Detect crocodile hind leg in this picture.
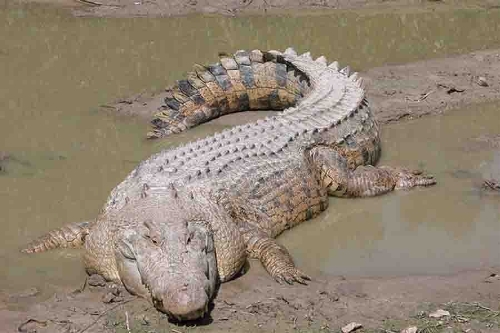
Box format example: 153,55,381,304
243,229,310,284
309,145,436,197
21,221,91,253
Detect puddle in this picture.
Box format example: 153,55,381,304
1,3,500,301
281,102,500,278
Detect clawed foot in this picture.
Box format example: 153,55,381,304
393,168,436,189
272,266,311,285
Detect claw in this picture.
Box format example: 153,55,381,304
295,276,308,285
273,268,311,285
395,168,436,189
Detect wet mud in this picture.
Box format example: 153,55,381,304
1,1,500,332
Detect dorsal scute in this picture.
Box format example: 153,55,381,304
143,48,366,186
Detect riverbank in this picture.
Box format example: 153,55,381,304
2,1,500,332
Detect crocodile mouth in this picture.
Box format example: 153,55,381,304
160,301,209,322
145,274,211,321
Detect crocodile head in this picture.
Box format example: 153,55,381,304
114,209,218,321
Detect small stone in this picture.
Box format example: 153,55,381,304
401,326,418,333
318,290,339,302
109,286,121,296
102,292,116,303
484,273,500,283
477,76,489,87
88,274,107,287
429,309,450,318
342,322,363,333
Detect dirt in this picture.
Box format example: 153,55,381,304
3,1,500,332
106,48,500,128
5,266,500,333
19,0,500,18
0,152,9,173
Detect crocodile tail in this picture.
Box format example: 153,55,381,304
147,48,310,139
21,221,91,254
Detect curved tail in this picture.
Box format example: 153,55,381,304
21,221,91,254
147,48,309,139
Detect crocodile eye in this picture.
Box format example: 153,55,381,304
145,234,160,245
143,220,160,245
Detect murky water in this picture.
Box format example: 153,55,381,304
281,102,500,278
1,3,500,300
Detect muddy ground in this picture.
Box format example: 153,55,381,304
17,0,500,18
3,1,500,333
107,48,500,127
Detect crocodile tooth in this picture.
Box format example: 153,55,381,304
328,61,339,70
283,47,297,57
340,66,351,76
350,72,359,81
315,56,327,66
299,52,312,60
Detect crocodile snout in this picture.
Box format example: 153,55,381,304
153,283,210,321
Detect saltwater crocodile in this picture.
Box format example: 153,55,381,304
23,48,435,321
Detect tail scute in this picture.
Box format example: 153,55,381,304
148,48,310,139
21,221,91,254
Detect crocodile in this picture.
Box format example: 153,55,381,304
22,48,436,321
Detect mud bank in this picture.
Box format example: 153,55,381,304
2,1,500,332
107,48,500,131
3,48,500,333
16,0,500,18
4,266,500,333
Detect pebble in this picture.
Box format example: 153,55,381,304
401,326,418,333
477,76,489,87
342,322,363,333
429,309,450,318
87,274,106,287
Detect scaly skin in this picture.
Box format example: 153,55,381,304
22,48,436,321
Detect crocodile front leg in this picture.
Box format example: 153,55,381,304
310,145,436,197
244,230,310,284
